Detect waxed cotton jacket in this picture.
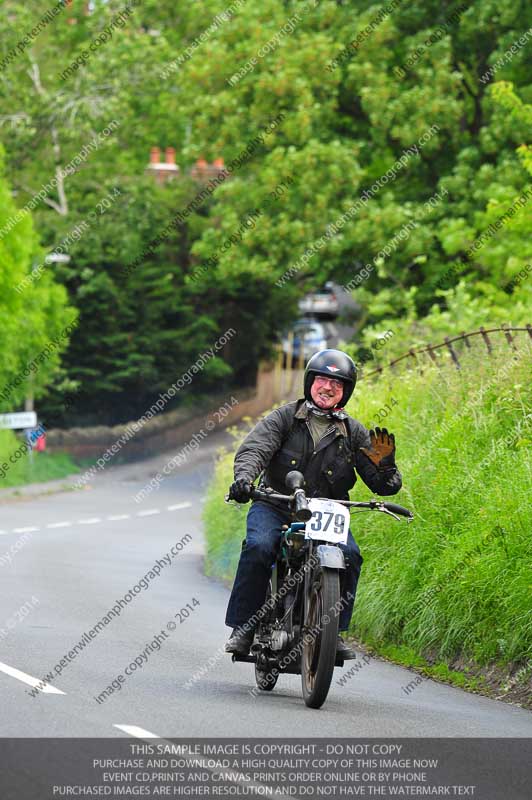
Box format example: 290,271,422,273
234,399,402,506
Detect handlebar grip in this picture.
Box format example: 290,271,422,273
293,489,312,522
383,502,413,519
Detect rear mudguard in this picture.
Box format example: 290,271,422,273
315,544,345,569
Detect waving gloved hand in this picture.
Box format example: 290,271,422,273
360,427,396,470
228,477,253,503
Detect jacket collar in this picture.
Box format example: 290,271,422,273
294,398,349,440
294,398,348,420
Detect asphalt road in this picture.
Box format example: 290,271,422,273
1,430,531,739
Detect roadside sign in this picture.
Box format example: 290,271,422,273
45,254,71,264
0,412,38,429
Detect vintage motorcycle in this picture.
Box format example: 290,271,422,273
227,471,413,708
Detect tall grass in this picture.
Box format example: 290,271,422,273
0,429,78,489
204,338,532,669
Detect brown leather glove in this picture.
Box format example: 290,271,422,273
360,427,396,470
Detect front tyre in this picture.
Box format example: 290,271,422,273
301,567,340,709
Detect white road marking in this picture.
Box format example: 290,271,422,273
114,724,160,739
12,504,191,536
0,661,65,694
13,526,39,533
113,725,281,797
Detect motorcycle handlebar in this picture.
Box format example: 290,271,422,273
381,501,413,519
245,488,413,521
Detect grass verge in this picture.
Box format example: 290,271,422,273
0,429,79,489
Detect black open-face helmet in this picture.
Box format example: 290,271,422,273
304,349,357,408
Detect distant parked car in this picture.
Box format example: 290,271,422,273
298,282,339,319
282,318,328,366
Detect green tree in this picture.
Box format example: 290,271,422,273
1,0,530,424
0,142,73,412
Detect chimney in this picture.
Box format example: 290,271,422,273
191,158,208,180
190,156,230,182
146,146,179,183
66,0,76,24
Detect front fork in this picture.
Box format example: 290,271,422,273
303,540,315,632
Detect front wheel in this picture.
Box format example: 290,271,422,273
301,567,340,709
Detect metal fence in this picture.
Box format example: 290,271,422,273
362,324,532,379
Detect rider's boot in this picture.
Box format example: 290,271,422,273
225,626,255,655
336,635,357,660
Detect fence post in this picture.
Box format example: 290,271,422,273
273,346,283,401
426,344,438,365
479,326,492,354
407,348,419,373
292,343,305,397
444,336,461,369
501,323,515,350
527,324,532,342
462,332,471,349
283,331,294,397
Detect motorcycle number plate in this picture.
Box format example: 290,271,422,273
305,499,349,544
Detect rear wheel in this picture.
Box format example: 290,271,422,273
301,567,339,709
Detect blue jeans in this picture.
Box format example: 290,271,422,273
225,501,363,632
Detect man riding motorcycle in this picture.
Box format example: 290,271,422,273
225,349,402,659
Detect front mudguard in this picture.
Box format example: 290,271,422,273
315,544,345,570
